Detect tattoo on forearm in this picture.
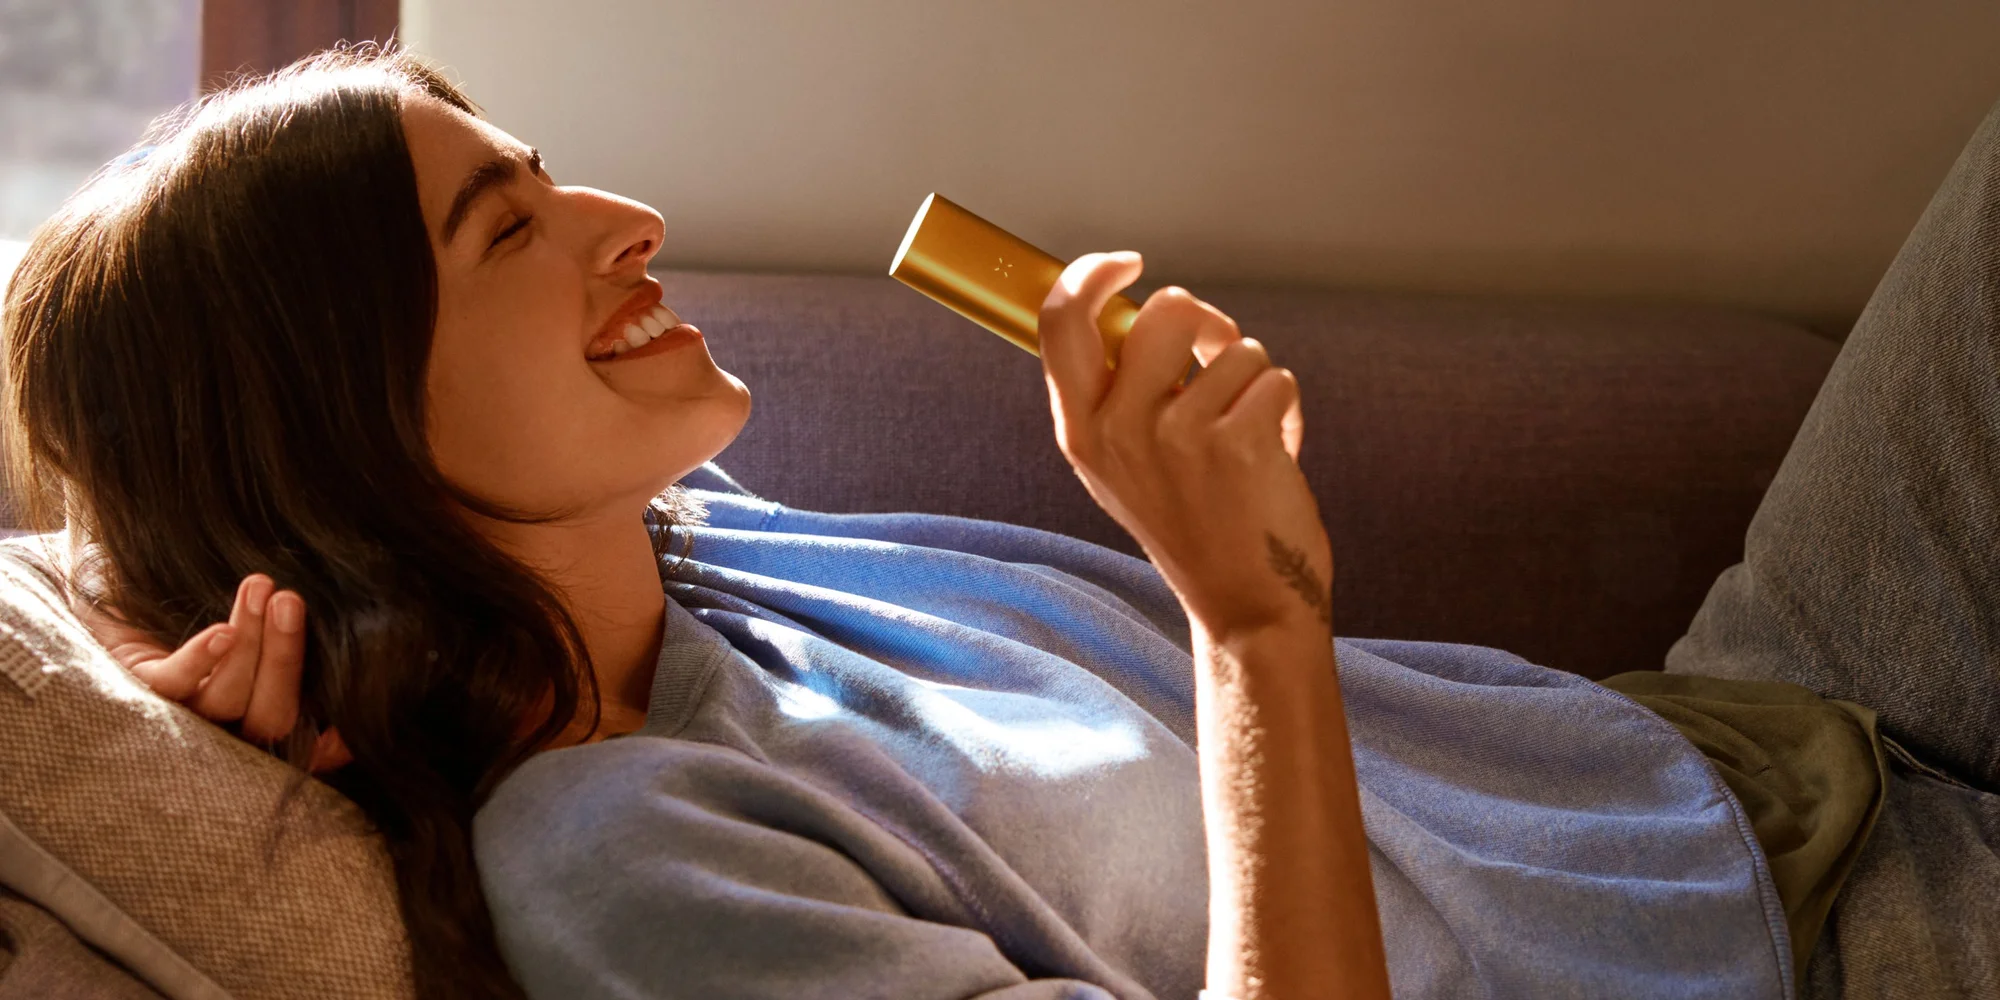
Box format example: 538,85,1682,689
1265,532,1333,628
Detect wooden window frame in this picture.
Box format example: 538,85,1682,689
200,0,400,93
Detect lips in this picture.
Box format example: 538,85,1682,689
590,302,688,360
585,280,688,361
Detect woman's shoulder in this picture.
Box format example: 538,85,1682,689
476,736,753,850
469,734,978,1000
472,732,875,882
470,731,1115,1000
472,738,782,919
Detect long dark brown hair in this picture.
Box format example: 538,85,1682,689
0,44,705,999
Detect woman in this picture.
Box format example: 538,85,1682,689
3,44,1987,1000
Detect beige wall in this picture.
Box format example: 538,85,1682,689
0,241,22,294
404,1,2000,335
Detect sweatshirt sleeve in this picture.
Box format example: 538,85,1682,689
472,739,1123,1000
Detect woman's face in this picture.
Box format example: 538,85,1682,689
401,96,751,525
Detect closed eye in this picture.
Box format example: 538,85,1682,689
490,214,532,248
483,149,545,251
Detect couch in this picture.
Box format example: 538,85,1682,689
677,269,1836,679
0,265,1839,997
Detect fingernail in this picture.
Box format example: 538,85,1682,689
245,576,273,615
271,593,303,634
207,628,238,656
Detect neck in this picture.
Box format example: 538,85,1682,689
477,503,666,744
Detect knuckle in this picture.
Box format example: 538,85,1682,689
1195,340,1265,384
1231,337,1269,362
1191,296,1236,326
1142,287,1200,322
1198,342,1255,380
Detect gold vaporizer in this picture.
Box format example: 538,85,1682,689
889,193,1138,369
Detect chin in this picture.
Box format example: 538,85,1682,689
711,372,753,433
661,394,753,487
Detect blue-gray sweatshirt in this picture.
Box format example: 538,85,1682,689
470,464,1791,1000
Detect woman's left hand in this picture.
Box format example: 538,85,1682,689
76,574,352,773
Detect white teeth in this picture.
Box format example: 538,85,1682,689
589,301,687,360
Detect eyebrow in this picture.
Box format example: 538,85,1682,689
440,147,537,246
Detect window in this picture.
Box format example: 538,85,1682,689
0,0,201,240
0,0,400,241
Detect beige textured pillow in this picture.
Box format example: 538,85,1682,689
0,534,413,999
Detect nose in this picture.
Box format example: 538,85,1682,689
572,186,666,275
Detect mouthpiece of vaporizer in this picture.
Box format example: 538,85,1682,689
888,193,1139,369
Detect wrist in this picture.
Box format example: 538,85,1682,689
1191,615,1336,687
1188,593,1331,642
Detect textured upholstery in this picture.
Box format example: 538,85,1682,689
0,888,165,999
662,269,1838,679
0,538,411,1000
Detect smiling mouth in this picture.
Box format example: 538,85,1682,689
592,322,703,363
586,301,686,361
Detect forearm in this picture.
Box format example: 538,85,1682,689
1193,616,1389,1000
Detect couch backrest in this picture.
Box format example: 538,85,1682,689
661,268,1838,679
0,249,1837,675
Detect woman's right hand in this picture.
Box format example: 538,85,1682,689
1039,251,1332,638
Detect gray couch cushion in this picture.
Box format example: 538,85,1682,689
661,269,1837,679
